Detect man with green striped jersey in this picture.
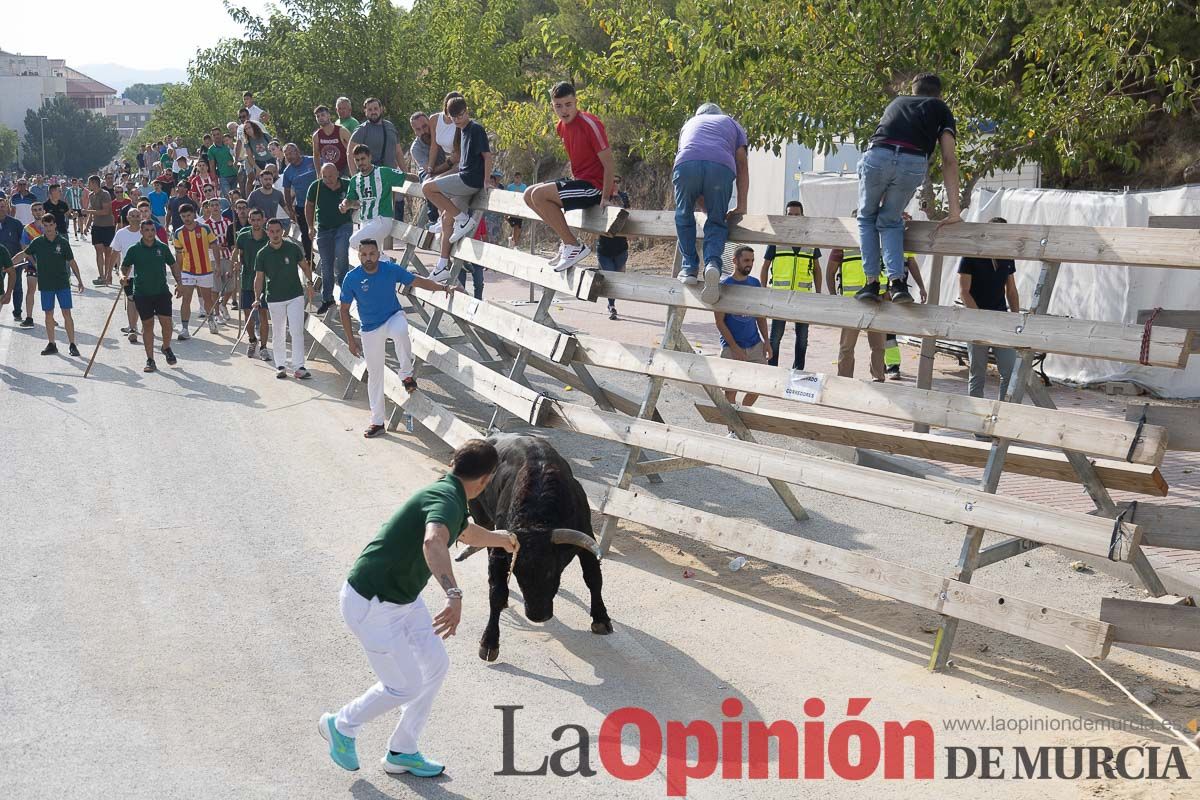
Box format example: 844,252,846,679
341,145,407,256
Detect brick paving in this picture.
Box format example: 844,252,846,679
447,264,1200,592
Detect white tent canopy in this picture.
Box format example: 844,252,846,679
795,174,1200,398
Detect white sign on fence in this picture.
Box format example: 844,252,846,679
785,370,826,404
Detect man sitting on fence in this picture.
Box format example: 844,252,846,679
421,96,491,281
714,246,771,410
958,216,1021,401
338,238,455,439
524,82,614,272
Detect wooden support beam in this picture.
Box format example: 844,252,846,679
409,285,575,363
1124,404,1200,451
589,483,1112,659
913,254,944,433
1099,598,1200,651
693,404,1168,496
592,272,1191,367
1125,504,1200,551
397,183,628,237
542,401,1142,560
572,334,1166,464
451,238,599,300
632,456,709,476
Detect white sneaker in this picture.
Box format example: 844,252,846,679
700,263,722,304
449,211,481,244
429,264,452,282
678,270,698,286
428,220,442,234
547,243,567,269
555,243,591,272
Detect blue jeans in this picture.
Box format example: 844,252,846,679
672,159,733,275
218,174,237,194
317,222,353,302
856,147,927,282
457,263,484,300
597,250,627,308
769,319,809,370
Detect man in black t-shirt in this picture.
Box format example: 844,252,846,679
43,184,71,232
421,97,491,281
596,176,630,319
857,72,962,305
958,216,1021,400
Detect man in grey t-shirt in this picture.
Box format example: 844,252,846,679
247,171,285,221
350,98,401,168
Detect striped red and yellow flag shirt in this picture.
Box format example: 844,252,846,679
172,224,217,275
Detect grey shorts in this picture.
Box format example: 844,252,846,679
427,173,480,212
720,341,767,364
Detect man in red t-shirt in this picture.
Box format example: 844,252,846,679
523,82,614,273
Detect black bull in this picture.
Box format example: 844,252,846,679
459,433,612,661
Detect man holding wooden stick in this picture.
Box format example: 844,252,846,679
121,219,181,373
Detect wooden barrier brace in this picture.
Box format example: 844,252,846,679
694,404,1168,496
1099,598,1200,651
1123,504,1200,551
591,272,1191,368
586,481,1112,659
1124,404,1200,452
571,334,1166,465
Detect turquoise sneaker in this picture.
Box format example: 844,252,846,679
381,751,445,777
318,713,359,771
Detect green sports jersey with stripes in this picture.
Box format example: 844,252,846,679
345,167,406,221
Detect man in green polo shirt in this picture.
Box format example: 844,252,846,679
320,439,517,776
209,129,239,194
18,214,84,356
305,163,354,314
233,208,271,359
252,218,313,379
121,219,182,372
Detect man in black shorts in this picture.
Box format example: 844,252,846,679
121,218,181,372
85,174,116,285
233,208,271,359
523,82,614,272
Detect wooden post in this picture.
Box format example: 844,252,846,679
912,254,944,433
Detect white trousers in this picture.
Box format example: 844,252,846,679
335,582,449,754
349,216,393,249
361,309,414,425
267,295,306,371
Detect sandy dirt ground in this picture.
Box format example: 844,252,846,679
1,240,1197,800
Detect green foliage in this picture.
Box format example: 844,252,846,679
22,96,121,176
121,83,172,104
0,125,18,170
145,0,1200,205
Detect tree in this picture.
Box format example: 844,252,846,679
0,125,17,170
21,96,121,176
122,83,172,105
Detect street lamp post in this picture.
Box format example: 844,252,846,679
39,117,47,174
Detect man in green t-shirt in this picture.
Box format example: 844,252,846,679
320,439,517,776
306,163,353,313
340,144,407,256
252,218,313,379
233,208,271,359
18,214,84,356
121,219,182,372
209,130,239,194
336,96,359,133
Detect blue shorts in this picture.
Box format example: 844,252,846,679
40,288,73,312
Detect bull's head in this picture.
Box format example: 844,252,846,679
511,528,600,623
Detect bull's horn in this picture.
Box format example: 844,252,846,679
455,545,485,562
550,528,602,558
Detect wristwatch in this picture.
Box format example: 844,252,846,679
446,587,463,600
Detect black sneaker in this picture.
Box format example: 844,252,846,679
402,376,418,393
854,281,882,302
120,326,134,334
40,343,58,355
67,343,81,357
13,310,22,321
316,300,334,315
162,347,178,366
143,358,157,373
276,367,288,379
889,279,913,304
20,317,33,328
91,277,105,286
128,332,138,344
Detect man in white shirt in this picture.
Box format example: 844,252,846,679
110,206,149,342
243,91,264,123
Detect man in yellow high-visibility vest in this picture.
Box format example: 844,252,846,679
757,201,821,370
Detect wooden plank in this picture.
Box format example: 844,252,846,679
306,316,480,448
1126,504,1200,550
388,219,435,250
571,334,1166,465
409,286,575,363
694,404,1168,496
1124,405,1200,451
1135,309,1200,328
1147,216,1200,230
1099,598,1200,651
631,456,708,476
592,272,1191,368
542,401,1142,560
590,483,1112,659
398,185,1200,270
407,327,549,426
452,237,598,301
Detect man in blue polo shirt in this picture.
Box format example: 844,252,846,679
714,245,771,408
281,143,317,260
338,239,455,438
